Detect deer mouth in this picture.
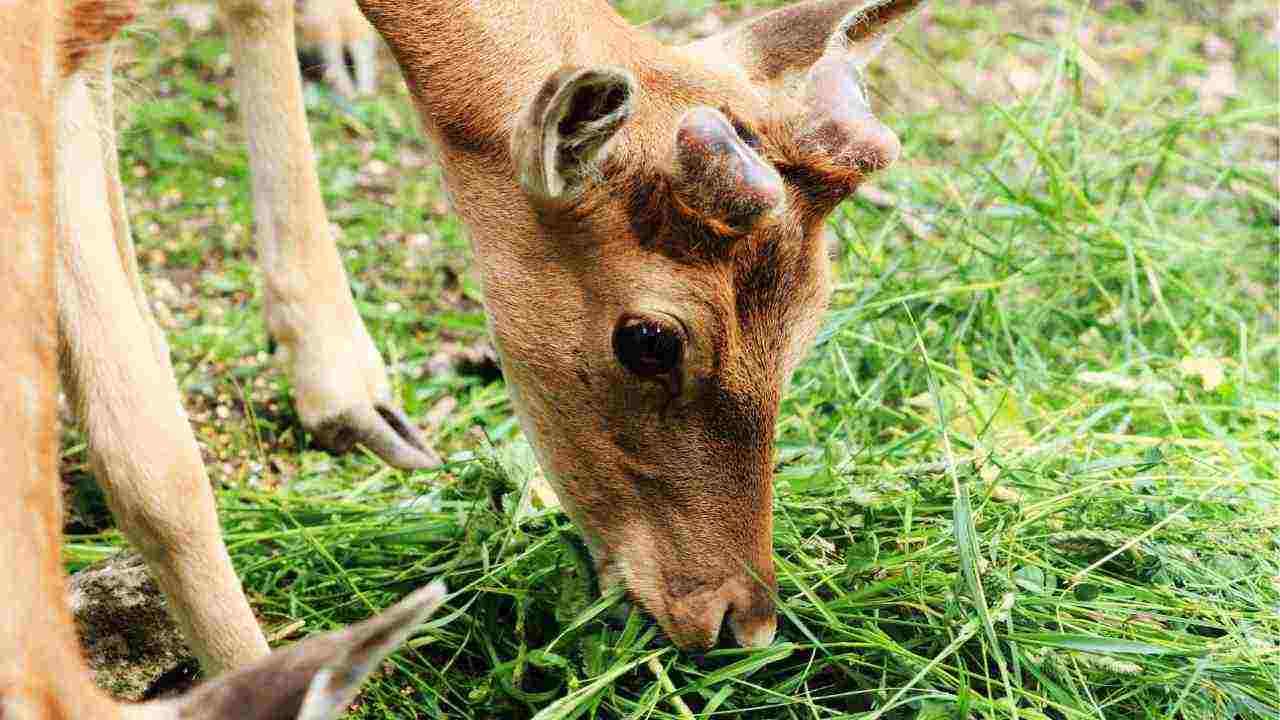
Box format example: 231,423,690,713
582,520,776,651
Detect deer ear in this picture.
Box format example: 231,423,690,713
689,0,925,90
136,582,446,720
513,66,636,200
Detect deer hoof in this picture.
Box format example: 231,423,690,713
311,403,442,470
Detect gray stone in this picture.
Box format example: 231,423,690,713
68,551,193,701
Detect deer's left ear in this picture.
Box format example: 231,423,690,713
688,0,925,91
141,582,447,720
513,66,637,200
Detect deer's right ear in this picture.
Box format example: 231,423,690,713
513,66,636,200
132,582,447,720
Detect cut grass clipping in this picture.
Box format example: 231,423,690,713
62,1,1277,719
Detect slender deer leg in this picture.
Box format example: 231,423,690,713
218,0,437,468
94,28,173,377
352,34,378,96
319,37,357,99
55,44,270,676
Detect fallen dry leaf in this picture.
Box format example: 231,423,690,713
980,459,1000,484
521,475,561,513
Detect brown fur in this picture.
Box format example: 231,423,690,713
61,0,137,75
2,2,116,717
356,0,925,648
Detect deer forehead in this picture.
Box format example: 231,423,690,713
604,128,832,317
569,174,831,383
504,58,838,386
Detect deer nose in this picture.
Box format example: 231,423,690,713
664,574,777,650
728,602,777,648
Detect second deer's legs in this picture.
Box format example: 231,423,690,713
218,0,437,467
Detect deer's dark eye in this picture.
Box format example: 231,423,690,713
613,316,684,378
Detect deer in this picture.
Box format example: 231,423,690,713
1,3,445,719
23,0,921,706
353,0,924,649
204,0,441,474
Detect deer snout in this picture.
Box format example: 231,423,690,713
663,573,777,650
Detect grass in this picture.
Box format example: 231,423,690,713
61,1,1278,718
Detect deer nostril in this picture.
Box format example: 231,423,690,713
725,581,778,649
727,608,777,648
660,575,777,651
661,584,731,651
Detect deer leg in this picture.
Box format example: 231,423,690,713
55,44,270,676
218,0,437,468
93,26,173,377
351,34,378,96
319,37,357,99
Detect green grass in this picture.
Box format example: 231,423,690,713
63,1,1278,718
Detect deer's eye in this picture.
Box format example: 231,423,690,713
613,315,684,378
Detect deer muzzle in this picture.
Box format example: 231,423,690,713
650,567,777,649
601,509,778,651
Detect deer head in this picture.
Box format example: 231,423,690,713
359,0,923,649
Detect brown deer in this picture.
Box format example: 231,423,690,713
27,0,920,707
1,3,445,719
354,0,923,649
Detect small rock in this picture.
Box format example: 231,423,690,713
68,552,193,701
406,232,433,252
